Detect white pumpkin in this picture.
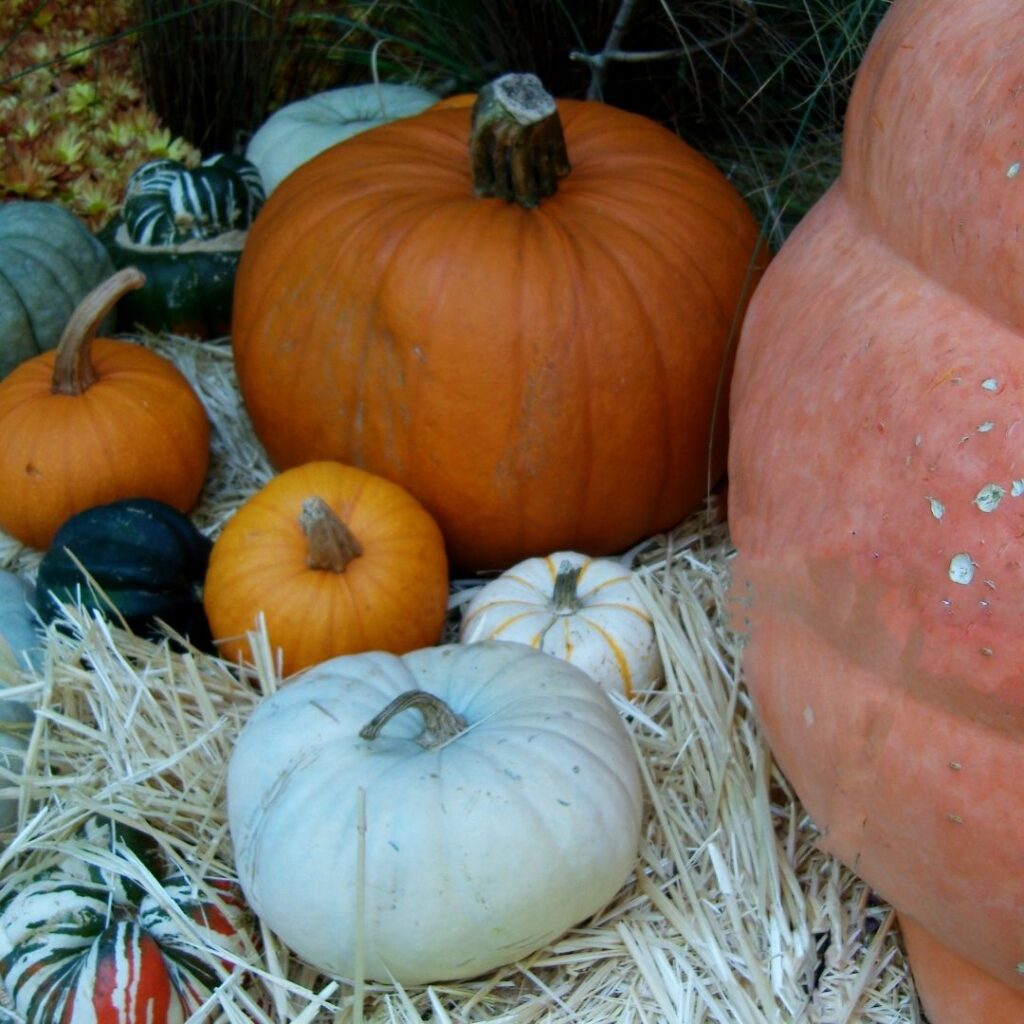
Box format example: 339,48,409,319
244,82,439,193
460,551,661,699
227,641,643,985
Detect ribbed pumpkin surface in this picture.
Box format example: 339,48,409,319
232,100,764,570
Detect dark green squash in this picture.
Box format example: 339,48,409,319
0,202,115,378
35,498,214,651
98,154,265,339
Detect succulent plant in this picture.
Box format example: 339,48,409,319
0,1,199,230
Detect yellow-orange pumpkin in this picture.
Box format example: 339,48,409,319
0,268,210,550
203,461,449,676
232,74,765,571
728,2,1024,1021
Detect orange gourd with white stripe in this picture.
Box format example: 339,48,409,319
459,551,660,698
0,819,245,1024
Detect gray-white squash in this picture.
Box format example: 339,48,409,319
0,202,115,378
0,571,39,830
228,641,643,985
0,570,42,673
244,82,438,193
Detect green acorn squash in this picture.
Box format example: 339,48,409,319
34,497,214,651
98,154,265,338
0,202,115,378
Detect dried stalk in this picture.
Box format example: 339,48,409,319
571,0,757,100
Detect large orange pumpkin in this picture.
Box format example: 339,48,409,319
232,74,765,571
0,268,210,550
727,2,1024,1022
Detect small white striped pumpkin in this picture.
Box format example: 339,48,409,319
0,819,244,1024
460,551,662,699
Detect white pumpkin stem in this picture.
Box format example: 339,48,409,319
551,560,584,613
359,690,468,749
51,267,146,396
470,73,571,209
300,497,362,572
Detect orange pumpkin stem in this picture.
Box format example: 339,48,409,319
51,267,146,396
551,560,584,613
358,690,468,749
300,496,363,572
470,73,571,208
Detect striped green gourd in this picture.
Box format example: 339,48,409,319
98,154,265,338
121,153,264,245
0,818,244,1024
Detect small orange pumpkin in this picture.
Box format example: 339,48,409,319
0,268,210,550
203,461,450,676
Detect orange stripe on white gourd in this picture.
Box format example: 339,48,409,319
460,550,661,699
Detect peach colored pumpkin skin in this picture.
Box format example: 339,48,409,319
727,2,1024,1022
231,99,764,571
203,461,449,676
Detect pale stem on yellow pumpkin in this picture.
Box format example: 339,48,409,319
51,266,146,396
299,497,362,572
551,560,584,613
470,73,571,209
359,690,468,750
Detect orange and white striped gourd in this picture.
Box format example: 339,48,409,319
460,551,660,698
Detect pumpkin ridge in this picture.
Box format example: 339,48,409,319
0,269,33,328
4,235,92,305
81,356,209,453
835,185,1023,344
576,615,636,696
463,716,639,830
80,383,206,511
559,211,674,523
0,265,56,363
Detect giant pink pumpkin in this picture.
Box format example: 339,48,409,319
727,1,1024,1021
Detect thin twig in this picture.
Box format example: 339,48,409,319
572,0,757,101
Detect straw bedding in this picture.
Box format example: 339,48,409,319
0,333,921,1023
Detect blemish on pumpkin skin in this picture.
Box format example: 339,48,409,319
948,554,975,585
974,484,1006,512
23,463,40,478
927,367,963,391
